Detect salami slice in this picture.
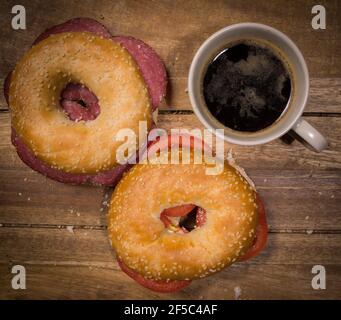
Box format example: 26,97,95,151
11,128,130,186
114,36,167,110
33,17,112,44
118,259,190,293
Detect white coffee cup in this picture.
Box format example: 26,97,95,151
188,23,328,152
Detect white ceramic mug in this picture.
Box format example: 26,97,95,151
188,23,328,152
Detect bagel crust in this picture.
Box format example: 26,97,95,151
108,150,258,281
10,32,152,173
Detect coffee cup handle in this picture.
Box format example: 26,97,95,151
292,118,328,152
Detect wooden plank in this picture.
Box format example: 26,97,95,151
158,114,341,170
1,112,340,170
2,77,340,112
0,264,340,300
0,112,340,229
1,228,341,265
307,78,341,114
0,168,340,230
1,0,340,78
0,0,340,109
0,228,340,299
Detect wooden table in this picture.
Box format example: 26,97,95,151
0,0,340,300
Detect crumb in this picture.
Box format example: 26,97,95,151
234,286,242,300
66,226,74,234
76,212,81,217
263,178,267,183
305,216,309,220
100,207,104,212
0,224,3,227
27,197,31,201
18,192,22,196
23,177,27,182
223,288,228,293
69,209,74,214
99,14,104,20
318,192,322,195
331,195,335,199
306,230,313,235
198,295,204,300
175,56,179,61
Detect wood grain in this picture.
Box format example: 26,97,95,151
0,0,340,109
0,112,340,230
2,77,341,112
1,0,340,77
0,228,340,299
1,112,340,171
0,0,340,300
0,227,340,265
1,264,340,300
158,114,341,170
0,167,340,231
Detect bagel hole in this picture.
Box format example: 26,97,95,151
162,205,206,233
179,207,198,232
60,83,100,121
76,99,87,108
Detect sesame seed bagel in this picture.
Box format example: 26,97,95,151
108,148,258,281
10,32,152,174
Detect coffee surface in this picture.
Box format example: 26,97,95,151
203,41,291,132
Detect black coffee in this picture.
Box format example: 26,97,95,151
203,40,292,132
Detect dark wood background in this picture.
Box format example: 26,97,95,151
0,0,340,299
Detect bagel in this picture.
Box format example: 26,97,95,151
5,18,167,185
108,134,268,292
10,32,151,173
